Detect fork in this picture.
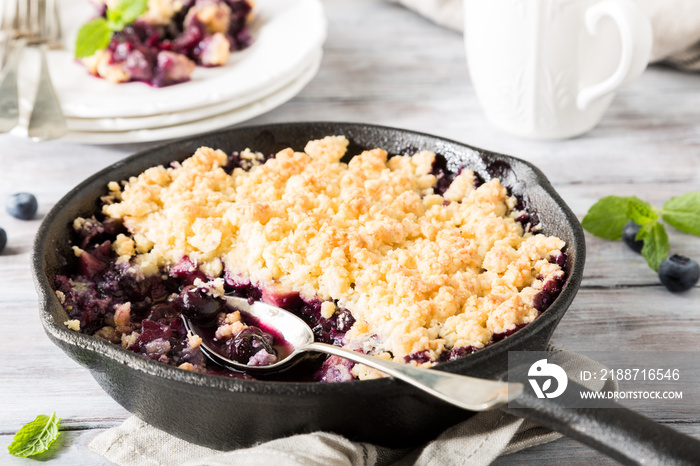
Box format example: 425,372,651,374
27,0,67,141
0,0,27,133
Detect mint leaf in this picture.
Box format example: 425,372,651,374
637,222,670,272
7,413,61,458
581,196,634,240
75,0,148,58
662,192,700,236
74,18,112,59
626,196,658,226
107,0,148,30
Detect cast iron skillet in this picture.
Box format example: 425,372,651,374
33,123,699,464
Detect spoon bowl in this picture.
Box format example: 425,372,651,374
183,295,318,373
184,295,524,412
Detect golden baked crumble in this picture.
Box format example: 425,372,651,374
102,136,565,367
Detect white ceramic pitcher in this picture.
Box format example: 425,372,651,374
464,0,653,139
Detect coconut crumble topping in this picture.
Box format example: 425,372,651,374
99,136,565,367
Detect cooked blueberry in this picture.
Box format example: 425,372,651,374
658,255,700,292
77,250,107,279
404,350,432,364
147,303,179,323
440,345,478,362
138,319,172,344
0,227,6,253
533,278,563,312
175,285,226,324
170,256,207,286
224,326,275,363
6,193,38,220
73,216,123,249
622,221,644,253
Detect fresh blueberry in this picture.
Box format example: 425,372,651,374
658,255,700,292
224,326,275,363
0,227,6,253
6,193,38,220
622,221,644,253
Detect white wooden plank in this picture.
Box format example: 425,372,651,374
0,429,116,465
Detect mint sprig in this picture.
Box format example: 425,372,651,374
74,0,148,59
7,413,61,458
637,221,670,271
107,0,148,30
582,192,700,272
662,192,700,235
580,195,634,240
75,18,112,59
627,196,658,226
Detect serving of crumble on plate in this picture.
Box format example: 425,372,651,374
81,0,255,87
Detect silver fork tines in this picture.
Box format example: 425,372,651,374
0,0,26,133
27,0,67,141
49,0,62,49
0,2,12,67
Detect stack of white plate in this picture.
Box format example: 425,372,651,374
13,0,326,144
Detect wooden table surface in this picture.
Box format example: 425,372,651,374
1,0,699,464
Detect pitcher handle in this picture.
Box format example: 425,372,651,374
577,0,652,110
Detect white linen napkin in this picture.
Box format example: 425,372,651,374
391,0,700,71
89,348,616,465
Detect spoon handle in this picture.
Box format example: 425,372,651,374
306,342,522,411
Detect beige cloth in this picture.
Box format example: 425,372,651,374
392,0,700,70
89,348,616,465
89,411,557,466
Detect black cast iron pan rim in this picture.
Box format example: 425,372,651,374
32,121,584,398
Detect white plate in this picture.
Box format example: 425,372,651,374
63,49,321,132
57,49,322,144
20,0,326,119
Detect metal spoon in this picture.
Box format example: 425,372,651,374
183,295,523,411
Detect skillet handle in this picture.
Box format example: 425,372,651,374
501,379,700,465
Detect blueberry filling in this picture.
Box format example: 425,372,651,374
431,154,458,197
55,213,357,379
533,251,567,312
